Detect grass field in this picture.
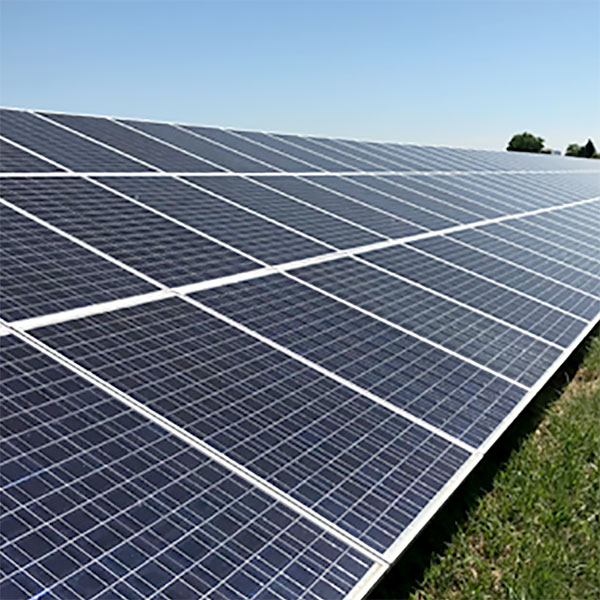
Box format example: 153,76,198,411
370,329,600,600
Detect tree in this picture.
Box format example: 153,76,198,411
582,139,596,158
565,139,598,158
507,132,545,153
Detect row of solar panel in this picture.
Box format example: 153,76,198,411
2,108,599,174
2,175,598,325
1,177,598,446
1,109,599,600
0,334,378,600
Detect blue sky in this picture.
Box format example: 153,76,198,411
1,0,598,151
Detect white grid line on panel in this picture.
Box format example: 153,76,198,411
501,220,600,264
5,190,596,349
295,174,431,232
111,118,236,173
85,176,277,267
277,268,529,388
0,135,70,172
370,173,489,221
180,294,478,453
1,168,598,179
402,243,588,322
521,211,600,254
244,175,390,241
378,307,600,564
349,255,564,350
224,127,329,172
444,234,600,300
307,136,420,172
263,131,389,172
0,198,477,452
29,111,160,172
0,319,388,567
4,104,597,161
475,226,600,281
173,174,343,250
171,123,288,172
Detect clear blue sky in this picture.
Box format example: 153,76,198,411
1,0,598,151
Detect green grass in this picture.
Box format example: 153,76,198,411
370,330,600,600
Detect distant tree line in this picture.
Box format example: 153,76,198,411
506,132,599,158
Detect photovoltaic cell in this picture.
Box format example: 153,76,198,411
41,113,220,173
0,204,155,322
186,176,382,249
95,176,329,265
505,215,599,263
31,298,471,551
274,135,385,172
2,107,599,600
349,175,476,223
303,175,455,231
477,222,600,276
252,176,424,238
384,175,500,219
0,177,259,287
231,131,352,172
409,236,599,320
361,245,586,347
0,335,372,600
193,279,525,447
412,175,516,215
0,110,151,173
121,120,271,172
0,139,63,173
186,127,316,172
289,258,562,386
449,228,600,298
312,138,413,172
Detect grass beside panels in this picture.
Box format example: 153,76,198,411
371,330,600,600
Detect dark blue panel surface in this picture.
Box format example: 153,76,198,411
231,131,352,172
350,176,475,223
507,216,599,262
274,135,384,171
189,127,316,172
186,176,381,249
362,245,586,347
290,258,562,386
305,175,455,231
252,176,424,238
32,298,471,550
42,113,219,173
479,222,600,276
386,175,500,218
123,121,272,172
450,228,600,298
0,205,155,322
0,139,63,173
410,236,599,320
312,138,412,172
0,335,371,600
0,110,151,173
96,176,329,265
0,177,259,287
414,175,516,215
193,279,525,446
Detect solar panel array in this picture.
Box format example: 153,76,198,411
1,107,599,600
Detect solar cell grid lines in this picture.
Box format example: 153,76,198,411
1,107,599,600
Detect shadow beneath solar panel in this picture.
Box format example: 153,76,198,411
368,325,598,600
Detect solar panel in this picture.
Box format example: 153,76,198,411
0,335,373,599
1,107,598,599
0,139,64,173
